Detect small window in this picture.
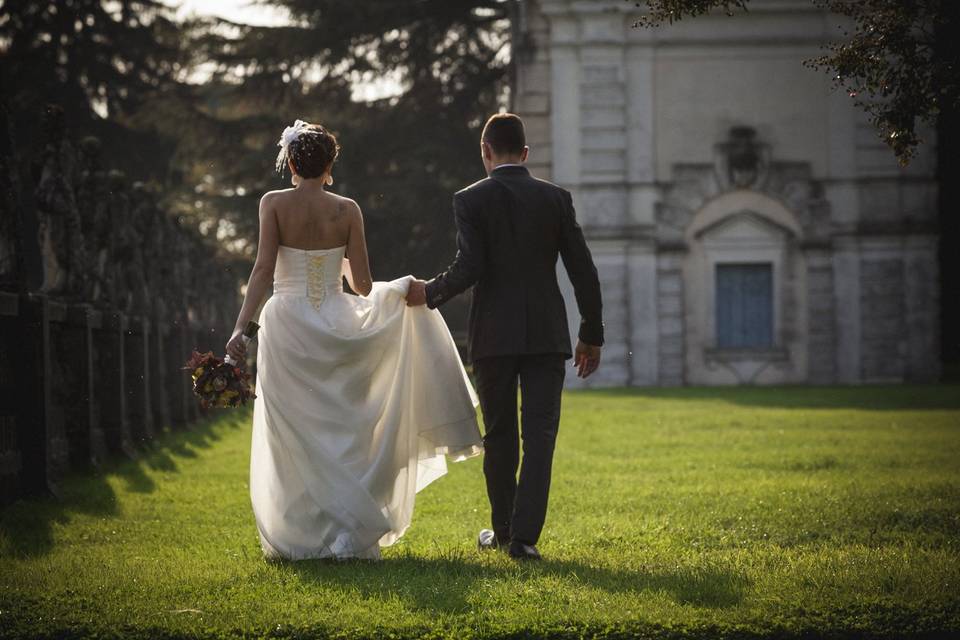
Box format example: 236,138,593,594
715,263,773,348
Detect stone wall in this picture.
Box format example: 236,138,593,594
0,103,245,504
515,0,941,387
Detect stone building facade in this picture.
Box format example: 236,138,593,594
512,0,941,387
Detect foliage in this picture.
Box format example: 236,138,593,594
630,0,748,25
0,0,189,181
629,0,960,166
1,385,959,639
159,0,510,282
1,1,511,296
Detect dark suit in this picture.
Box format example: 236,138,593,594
425,164,603,545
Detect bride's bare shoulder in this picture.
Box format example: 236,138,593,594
328,192,361,216
259,188,293,205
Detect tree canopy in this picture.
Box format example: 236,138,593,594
156,0,511,283
2,0,512,295
0,0,189,179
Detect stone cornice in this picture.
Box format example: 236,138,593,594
541,0,819,16
541,0,838,47
582,224,656,241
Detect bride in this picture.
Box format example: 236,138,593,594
225,119,483,561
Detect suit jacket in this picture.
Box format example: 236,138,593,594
425,164,603,362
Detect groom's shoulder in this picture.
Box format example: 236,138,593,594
454,177,500,206
455,173,566,197
530,175,570,198
455,177,495,197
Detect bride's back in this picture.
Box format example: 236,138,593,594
273,188,352,250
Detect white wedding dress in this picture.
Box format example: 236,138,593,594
249,245,483,560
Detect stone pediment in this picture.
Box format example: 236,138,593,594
694,209,795,243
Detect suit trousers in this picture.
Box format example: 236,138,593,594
473,353,566,546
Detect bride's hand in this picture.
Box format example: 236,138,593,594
226,330,246,362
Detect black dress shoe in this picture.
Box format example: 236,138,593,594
508,541,542,560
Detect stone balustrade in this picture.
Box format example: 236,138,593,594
0,102,244,505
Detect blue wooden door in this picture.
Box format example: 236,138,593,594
715,263,773,348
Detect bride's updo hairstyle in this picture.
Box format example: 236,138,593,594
289,124,340,178
276,120,340,178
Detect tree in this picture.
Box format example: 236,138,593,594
158,0,511,287
629,0,960,166
0,0,190,179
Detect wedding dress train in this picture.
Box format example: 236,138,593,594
249,245,482,560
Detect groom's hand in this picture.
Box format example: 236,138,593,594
406,279,427,306
574,340,601,378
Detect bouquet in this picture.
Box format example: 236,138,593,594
184,321,260,409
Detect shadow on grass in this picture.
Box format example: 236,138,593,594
0,410,245,559
576,383,960,411
283,554,750,613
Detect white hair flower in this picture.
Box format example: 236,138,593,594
275,119,311,174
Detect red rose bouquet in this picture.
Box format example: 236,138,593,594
184,321,260,409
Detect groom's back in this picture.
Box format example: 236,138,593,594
462,169,567,283
454,165,600,361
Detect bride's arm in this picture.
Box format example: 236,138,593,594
226,193,279,360
343,200,372,296
341,256,355,291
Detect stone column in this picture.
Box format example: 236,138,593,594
626,239,658,385
17,294,69,497
904,235,941,382
63,303,107,469
567,238,631,388
548,5,642,387
859,237,907,383
547,13,580,187
124,314,154,446
656,249,686,386
625,37,657,226
622,21,661,388
824,64,861,240
0,99,26,294
167,316,191,427
151,314,171,432
513,0,554,180
0,292,22,504
832,236,861,383
804,246,837,383
96,310,135,457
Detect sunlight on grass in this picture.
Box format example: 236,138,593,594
1,385,958,638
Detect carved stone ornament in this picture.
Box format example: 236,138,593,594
714,126,771,190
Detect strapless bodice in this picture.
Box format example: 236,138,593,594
273,245,345,309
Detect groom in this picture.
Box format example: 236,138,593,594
406,113,603,560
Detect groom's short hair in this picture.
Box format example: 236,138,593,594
482,113,526,155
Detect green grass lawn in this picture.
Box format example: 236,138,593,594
2,385,959,639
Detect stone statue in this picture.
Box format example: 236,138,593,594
76,136,110,302
169,216,190,323
128,182,157,316
153,209,180,320
34,105,87,298
189,233,210,329
108,171,149,315
142,196,171,319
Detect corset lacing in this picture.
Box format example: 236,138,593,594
306,254,328,310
